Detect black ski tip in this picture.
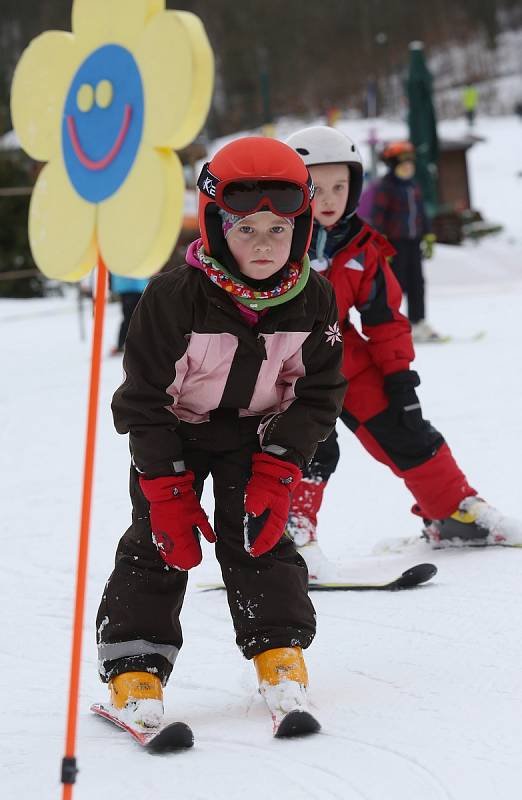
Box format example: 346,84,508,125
397,562,437,589
275,710,321,739
146,721,194,753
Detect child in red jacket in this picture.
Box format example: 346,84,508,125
285,125,520,580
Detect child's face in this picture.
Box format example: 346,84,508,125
226,212,294,280
394,160,415,180
308,163,350,227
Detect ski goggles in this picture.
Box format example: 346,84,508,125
198,163,314,217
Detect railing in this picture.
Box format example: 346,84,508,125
0,268,39,280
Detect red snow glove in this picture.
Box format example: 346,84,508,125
244,453,302,557
139,472,216,570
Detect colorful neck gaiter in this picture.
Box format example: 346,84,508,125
195,241,309,311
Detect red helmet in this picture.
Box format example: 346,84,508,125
197,137,315,268
381,140,416,165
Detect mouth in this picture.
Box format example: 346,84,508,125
251,259,273,265
67,104,132,171
321,210,336,216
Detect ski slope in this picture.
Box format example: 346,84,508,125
2,115,522,799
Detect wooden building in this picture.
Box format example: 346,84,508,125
433,135,481,244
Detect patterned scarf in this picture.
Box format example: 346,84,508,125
195,242,309,311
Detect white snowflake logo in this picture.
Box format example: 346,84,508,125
325,321,342,346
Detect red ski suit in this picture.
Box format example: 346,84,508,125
309,220,475,520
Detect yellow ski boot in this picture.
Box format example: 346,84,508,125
253,647,320,737
108,671,163,729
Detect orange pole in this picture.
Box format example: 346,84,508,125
61,258,107,798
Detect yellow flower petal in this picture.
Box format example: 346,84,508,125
29,159,97,281
146,1,165,19
169,12,214,150
98,146,183,277
72,0,162,52
136,10,214,150
10,31,78,161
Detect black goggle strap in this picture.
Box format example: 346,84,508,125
306,173,315,201
198,162,315,204
197,162,220,199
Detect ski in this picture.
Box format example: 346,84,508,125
308,562,437,590
197,562,437,592
415,331,486,345
375,535,522,555
90,703,194,753
274,709,321,738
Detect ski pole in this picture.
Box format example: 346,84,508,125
61,257,107,799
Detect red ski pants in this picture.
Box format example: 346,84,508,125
302,362,476,521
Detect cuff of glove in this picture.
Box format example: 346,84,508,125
139,471,195,503
252,452,302,486
262,444,306,472
383,369,420,394
134,458,186,479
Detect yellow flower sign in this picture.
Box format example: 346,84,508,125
10,0,214,280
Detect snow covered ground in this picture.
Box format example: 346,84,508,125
2,116,522,799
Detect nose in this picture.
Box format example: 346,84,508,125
254,235,272,252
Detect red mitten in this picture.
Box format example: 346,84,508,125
244,453,302,557
139,472,216,570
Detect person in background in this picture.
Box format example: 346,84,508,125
110,274,149,355
284,125,521,581
462,84,478,128
371,140,439,344
356,173,379,224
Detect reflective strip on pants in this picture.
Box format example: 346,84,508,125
98,639,179,667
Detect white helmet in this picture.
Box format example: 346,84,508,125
286,126,364,217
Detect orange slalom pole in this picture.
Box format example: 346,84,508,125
61,257,108,798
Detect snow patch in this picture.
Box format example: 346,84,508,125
110,699,164,731
259,678,310,727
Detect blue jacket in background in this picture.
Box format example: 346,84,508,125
111,275,149,294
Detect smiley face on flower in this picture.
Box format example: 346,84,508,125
62,44,145,203
11,0,213,280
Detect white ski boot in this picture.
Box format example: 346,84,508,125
295,540,345,583
411,320,444,343
287,477,342,582
423,496,522,547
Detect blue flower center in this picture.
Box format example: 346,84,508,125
62,44,144,203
